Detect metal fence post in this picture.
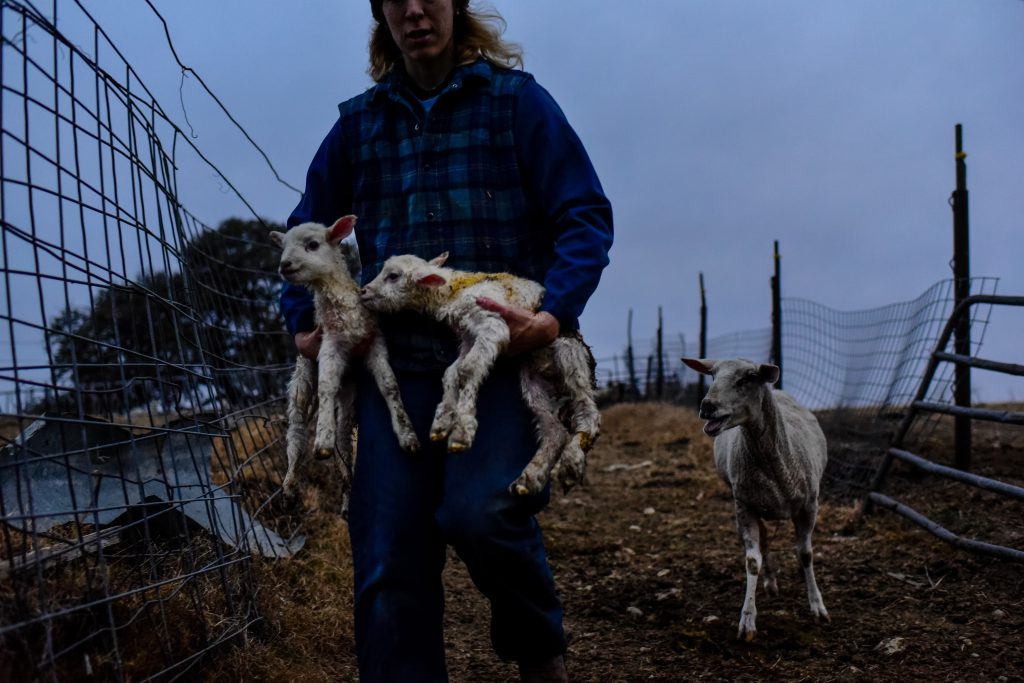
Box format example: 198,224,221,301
697,272,707,407
771,240,783,389
952,124,972,470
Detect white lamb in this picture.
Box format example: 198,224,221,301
359,252,600,496
270,216,419,498
683,357,830,641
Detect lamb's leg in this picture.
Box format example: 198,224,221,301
758,518,780,596
510,364,570,496
447,319,508,452
794,501,830,623
552,336,601,453
313,340,345,458
551,435,586,494
282,356,315,494
431,344,468,444
365,336,420,453
735,505,763,641
335,377,356,518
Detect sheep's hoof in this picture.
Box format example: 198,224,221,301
430,430,448,443
511,483,531,497
737,623,757,641
764,577,779,596
315,447,334,460
448,440,468,453
400,434,421,453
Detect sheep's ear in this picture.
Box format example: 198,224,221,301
682,358,715,375
269,231,285,249
416,273,447,288
429,252,449,267
757,364,781,385
327,215,357,244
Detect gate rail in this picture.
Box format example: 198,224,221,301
860,294,1024,562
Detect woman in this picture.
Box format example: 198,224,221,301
280,1,613,680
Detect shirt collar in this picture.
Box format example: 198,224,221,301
368,58,493,105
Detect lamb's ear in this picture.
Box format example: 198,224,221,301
682,358,715,375
757,363,781,385
429,252,449,267
269,231,285,249
416,273,447,288
327,215,357,244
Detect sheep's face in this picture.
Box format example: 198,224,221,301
270,217,357,286
682,358,780,437
360,252,449,313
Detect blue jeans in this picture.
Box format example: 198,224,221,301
349,361,567,682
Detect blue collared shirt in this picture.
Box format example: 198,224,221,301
280,59,613,346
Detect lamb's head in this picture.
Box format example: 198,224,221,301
359,252,450,313
682,358,780,437
269,216,359,287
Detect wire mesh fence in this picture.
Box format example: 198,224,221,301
0,0,1013,678
597,277,1000,499
1,2,302,680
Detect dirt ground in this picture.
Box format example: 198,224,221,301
211,402,1024,683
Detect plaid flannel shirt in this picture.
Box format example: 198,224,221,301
280,59,612,366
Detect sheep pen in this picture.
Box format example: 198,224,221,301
197,401,1024,682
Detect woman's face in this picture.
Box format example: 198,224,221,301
382,0,456,69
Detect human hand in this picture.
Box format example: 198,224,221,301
476,297,559,356
294,328,322,360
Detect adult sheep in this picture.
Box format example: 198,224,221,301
683,357,830,641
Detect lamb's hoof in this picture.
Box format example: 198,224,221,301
740,628,757,642
448,422,476,451
764,577,780,597
812,606,831,624
429,429,448,443
577,432,594,452
400,433,421,453
315,446,334,460
510,472,541,496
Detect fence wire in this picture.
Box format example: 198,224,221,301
598,277,999,498
0,2,301,680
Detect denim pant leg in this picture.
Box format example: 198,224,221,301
349,368,449,683
436,361,568,663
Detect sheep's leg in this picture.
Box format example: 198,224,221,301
365,336,420,453
758,518,780,597
552,435,586,494
735,505,763,641
552,336,601,453
335,376,356,474
794,502,830,623
282,356,315,494
431,344,468,443
510,364,570,496
313,340,345,458
447,319,508,452
335,377,356,518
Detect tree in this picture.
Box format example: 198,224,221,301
47,218,293,414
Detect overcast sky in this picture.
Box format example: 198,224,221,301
34,0,1024,402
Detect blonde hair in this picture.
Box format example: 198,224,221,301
368,1,523,82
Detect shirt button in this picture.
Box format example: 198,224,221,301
426,212,435,220
414,123,421,131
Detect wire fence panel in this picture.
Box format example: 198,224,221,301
0,2,302,680
596,278,999,499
